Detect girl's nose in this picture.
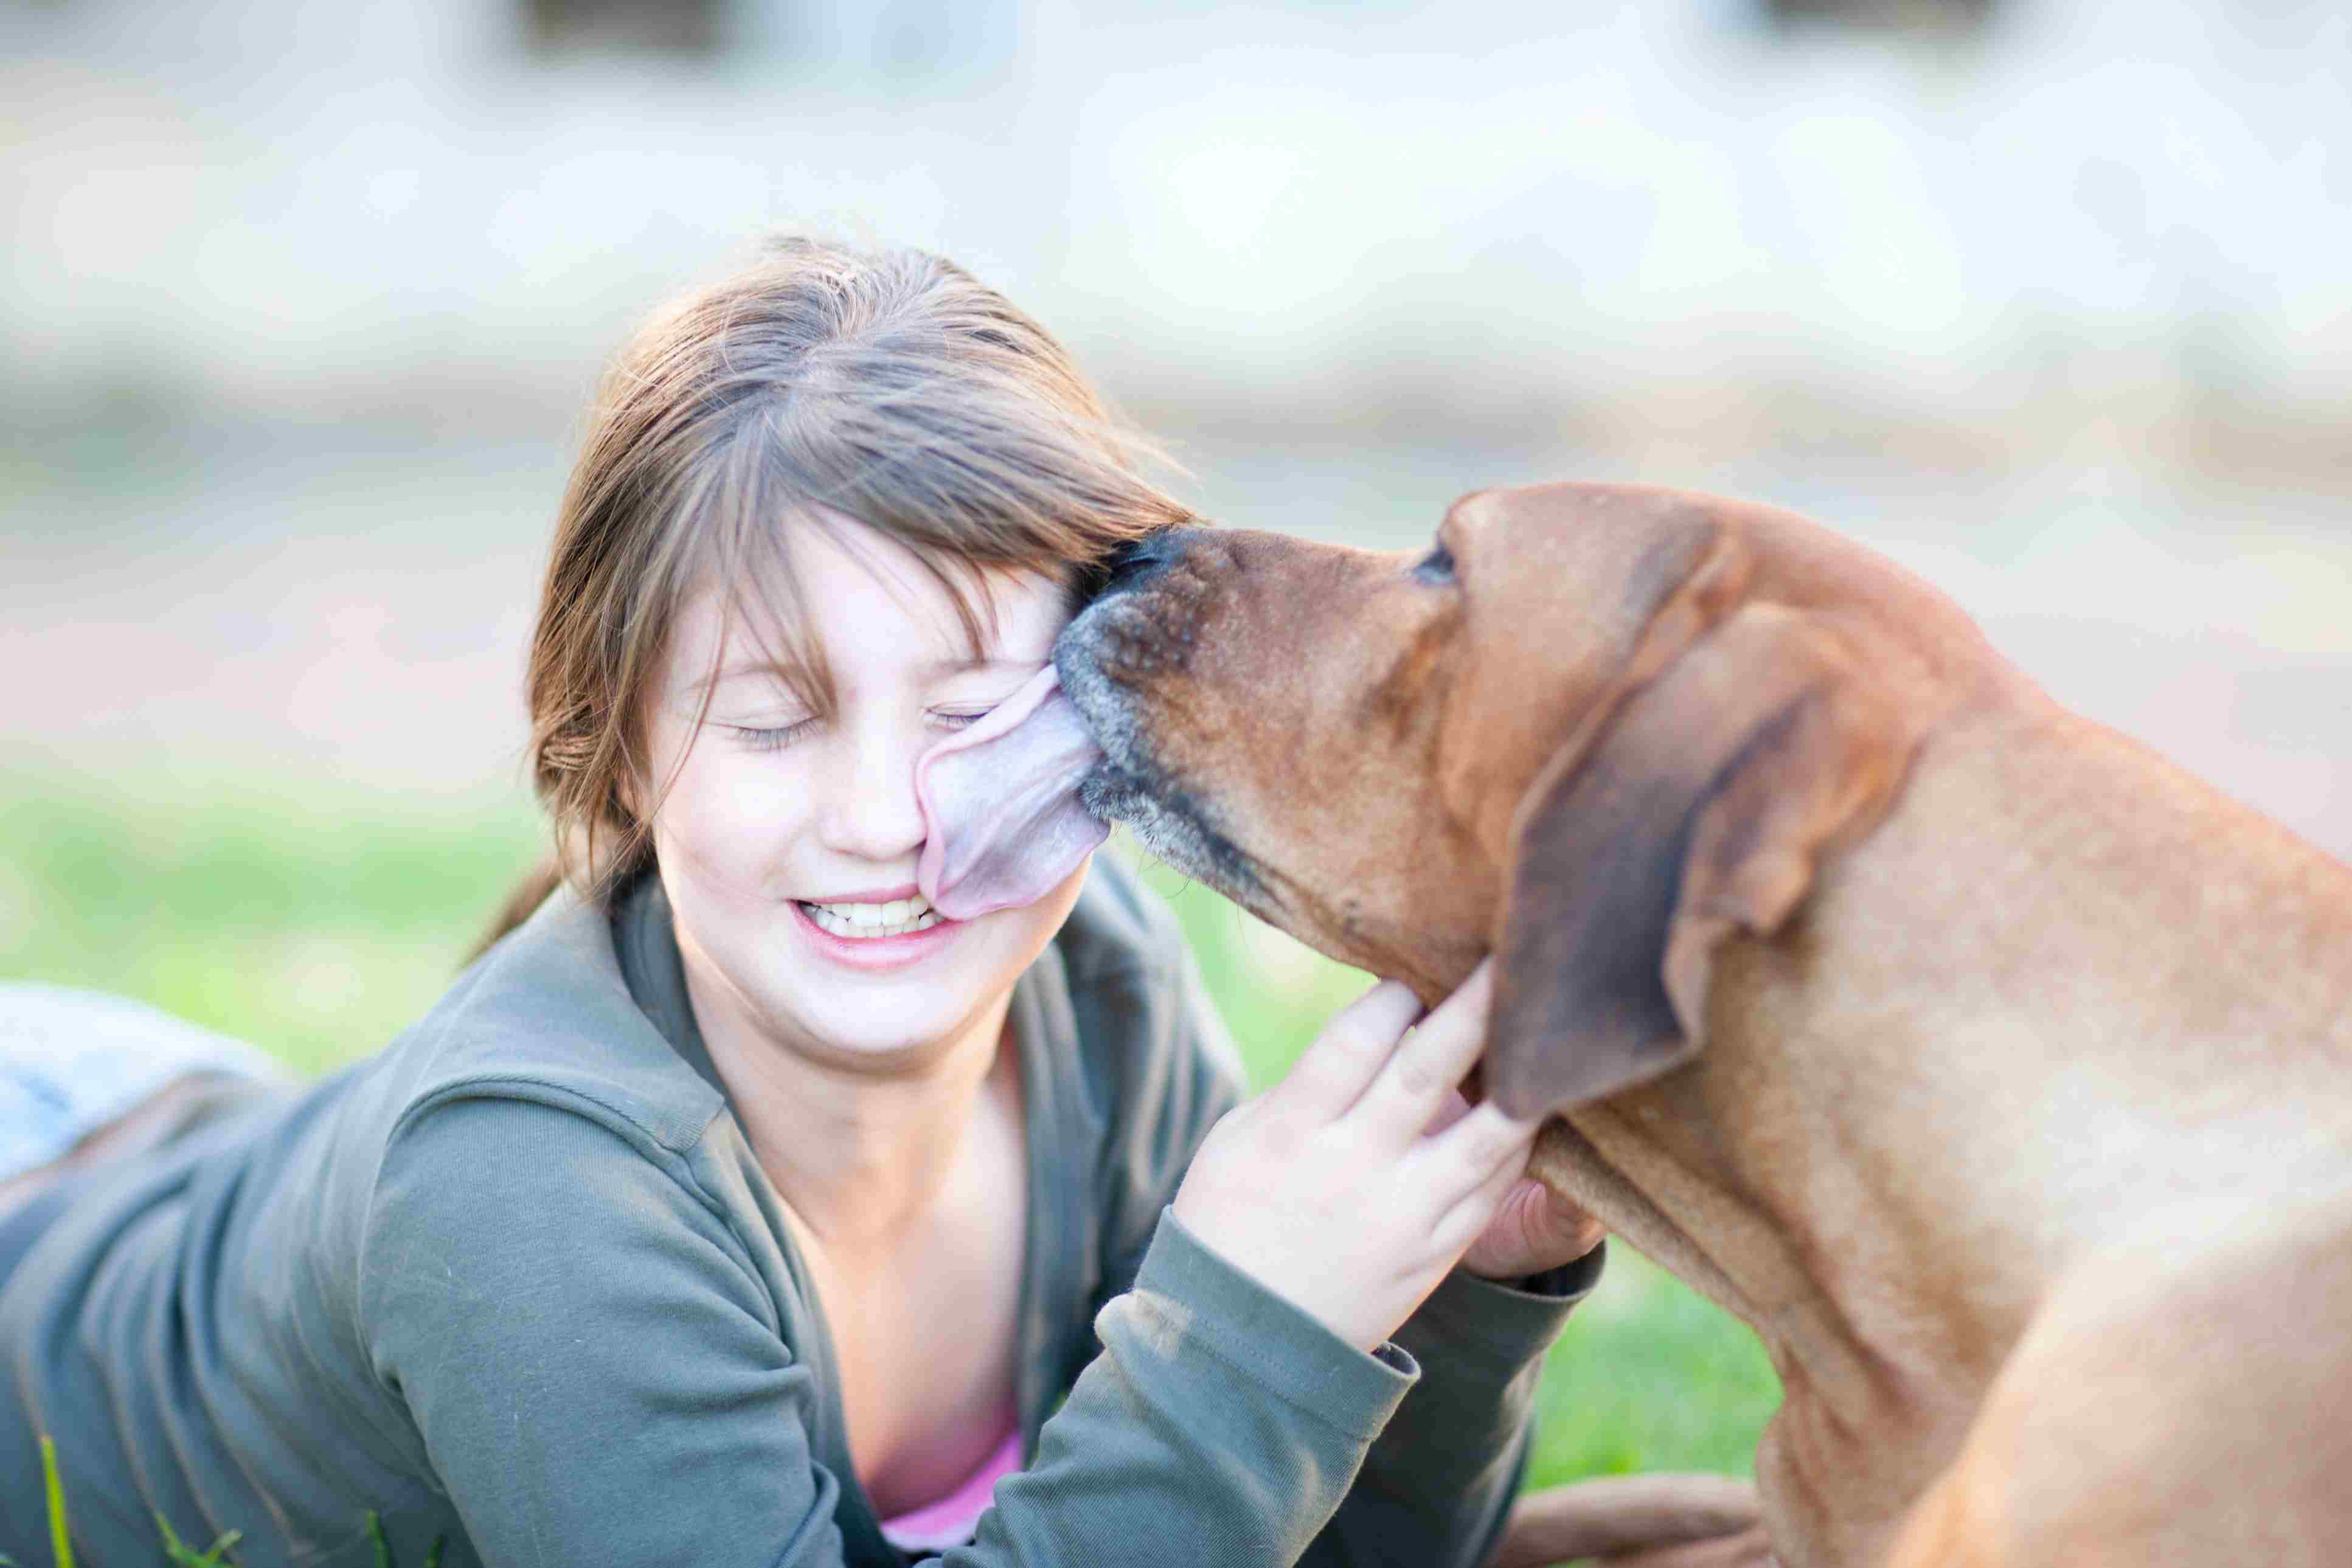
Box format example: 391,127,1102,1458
814,726,928,864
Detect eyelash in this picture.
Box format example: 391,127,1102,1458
726,720,819,752
723,709,993,752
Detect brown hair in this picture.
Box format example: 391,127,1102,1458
477,237,1191,952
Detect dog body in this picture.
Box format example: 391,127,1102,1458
1055,485,2352,1567
1564,688,2352,1566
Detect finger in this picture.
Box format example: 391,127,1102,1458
1433,1128,1536,1254
1350,960,1496,1139
1525,1181,1609,1260
1422,1097,1540,1204
1419,1088,1472,1139
1270,978,1425,1119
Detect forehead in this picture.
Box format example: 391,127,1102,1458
664,510,1070,689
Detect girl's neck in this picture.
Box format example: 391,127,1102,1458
679,956,1016,1251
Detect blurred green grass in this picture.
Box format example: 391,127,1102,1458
0,768,1776,1489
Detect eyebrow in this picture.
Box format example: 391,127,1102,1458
684,661,795,696
686,655,1040,695
920,656,1047,675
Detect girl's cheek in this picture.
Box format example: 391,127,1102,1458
716,752,811,853
665,740,808,881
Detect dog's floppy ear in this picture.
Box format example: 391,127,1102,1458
1485,604,1914,1118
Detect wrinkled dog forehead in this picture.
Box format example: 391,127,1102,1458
1442,486,1741,663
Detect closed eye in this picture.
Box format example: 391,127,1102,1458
1411,543,1455,585
725,718,819,752
929,707,995,731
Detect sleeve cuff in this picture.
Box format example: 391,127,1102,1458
1124,1207,1419,1443
1406,1240,1607,1370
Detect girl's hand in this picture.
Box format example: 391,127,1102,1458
1170,962,1541,1352
1458,1168,1608,1283
1415,1085,1609,1283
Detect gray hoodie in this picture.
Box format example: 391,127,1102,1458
0,859,1598,1567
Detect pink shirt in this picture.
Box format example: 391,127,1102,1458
876,1423,1025,1553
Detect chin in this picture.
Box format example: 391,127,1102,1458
768,960,1010,1061
812,1003,979,1060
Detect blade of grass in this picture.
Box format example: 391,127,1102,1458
155,1513,244,1568
40,1435,74,1568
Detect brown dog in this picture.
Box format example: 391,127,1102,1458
1050,483,2352,1568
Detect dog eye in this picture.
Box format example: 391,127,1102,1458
1410,544,1455,585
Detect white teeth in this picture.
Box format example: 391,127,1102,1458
801,895,938,940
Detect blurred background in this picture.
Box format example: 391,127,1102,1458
5,0,2347,1497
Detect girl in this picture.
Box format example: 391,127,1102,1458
0,238,1606,1567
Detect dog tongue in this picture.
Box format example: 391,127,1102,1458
917,666,1108,921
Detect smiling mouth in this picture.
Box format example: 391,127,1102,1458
794,895,944,939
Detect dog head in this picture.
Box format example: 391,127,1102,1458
1058,482,1960,1117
